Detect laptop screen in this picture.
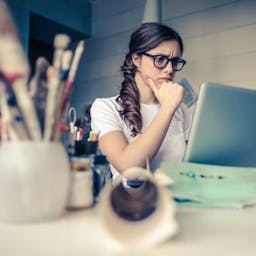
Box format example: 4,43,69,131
183,82,256,167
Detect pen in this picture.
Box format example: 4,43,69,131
87,130,99,141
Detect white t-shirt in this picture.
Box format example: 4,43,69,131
90,96,191,179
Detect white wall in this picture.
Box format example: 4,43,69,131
70,0,256,116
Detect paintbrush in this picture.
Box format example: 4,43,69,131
28,57,49,97
53,34,70,71
28,57,49,134
60,50,73,81
52,50,73,141
0,99,9,141
60,40,85,118
0,75,30,140
0,1,29,81
43,33,70,141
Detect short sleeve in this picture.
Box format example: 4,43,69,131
90,98,123,138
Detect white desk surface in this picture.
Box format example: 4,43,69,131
0,205,256,256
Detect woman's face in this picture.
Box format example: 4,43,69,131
132,40,181,89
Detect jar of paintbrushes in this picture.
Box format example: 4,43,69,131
0,1,85,222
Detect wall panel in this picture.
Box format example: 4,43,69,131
71,0,256,117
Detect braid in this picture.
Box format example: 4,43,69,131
116,54,142,137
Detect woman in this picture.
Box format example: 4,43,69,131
91,22,191,179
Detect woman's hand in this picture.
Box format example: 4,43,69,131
147,78,184,110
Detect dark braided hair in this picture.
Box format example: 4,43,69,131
116,22,184,137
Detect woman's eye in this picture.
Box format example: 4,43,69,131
155,56,167,64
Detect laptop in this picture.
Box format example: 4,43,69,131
183,82,256,167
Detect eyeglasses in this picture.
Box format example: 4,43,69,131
140,52,186,71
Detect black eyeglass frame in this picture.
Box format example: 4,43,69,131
140,52,186,71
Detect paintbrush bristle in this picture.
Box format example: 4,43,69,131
54,34,70,49
35,57,49,72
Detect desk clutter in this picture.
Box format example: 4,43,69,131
65,140,112,210
59,104,112,209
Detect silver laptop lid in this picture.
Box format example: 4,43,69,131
184,82,256,167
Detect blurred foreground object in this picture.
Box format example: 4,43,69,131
98,167,177,247
0,142,70,222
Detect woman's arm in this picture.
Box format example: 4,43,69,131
98,79,184,173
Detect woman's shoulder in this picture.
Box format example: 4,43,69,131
93,95,119,105
91,95,122,117
92,96,120,109
90,95,124,136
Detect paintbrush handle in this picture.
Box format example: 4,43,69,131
44,70,61,141
0,1,30,80
12,80,42,140
0,78,31,140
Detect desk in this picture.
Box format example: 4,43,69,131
0,206,255,256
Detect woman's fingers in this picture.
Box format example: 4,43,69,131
146,78,185,110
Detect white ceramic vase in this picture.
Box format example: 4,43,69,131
0,142,70,222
